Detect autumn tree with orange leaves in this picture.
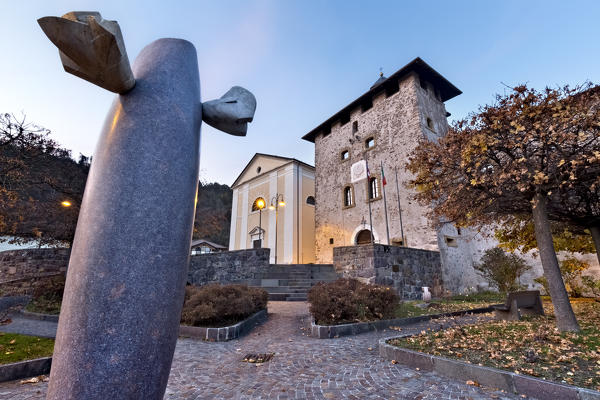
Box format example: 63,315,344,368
407,84,600,332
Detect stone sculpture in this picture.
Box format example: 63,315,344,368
38,11,256,399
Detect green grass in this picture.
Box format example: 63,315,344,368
394,291,504,318
0,333,54,365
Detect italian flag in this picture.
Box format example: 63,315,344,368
381,164,387,186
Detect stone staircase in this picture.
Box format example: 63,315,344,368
248,264,339,301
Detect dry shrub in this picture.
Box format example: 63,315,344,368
308,278,398,325
25,274,65,314
181,284,268,327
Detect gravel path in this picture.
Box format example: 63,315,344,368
0,302,525,399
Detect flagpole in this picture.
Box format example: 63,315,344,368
365,151,374,244
381,161,390,245
395,167,406,246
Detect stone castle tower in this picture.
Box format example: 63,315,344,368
302,58,484,292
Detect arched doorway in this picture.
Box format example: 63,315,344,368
355,229,372,245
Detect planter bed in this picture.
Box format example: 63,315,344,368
0,357,51,383
379,337,600,400
179,309,267,342
311,306,494,339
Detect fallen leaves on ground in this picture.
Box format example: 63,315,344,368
389,299,600,390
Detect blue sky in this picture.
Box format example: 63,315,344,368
2,1,599,185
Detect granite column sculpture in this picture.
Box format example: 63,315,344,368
46,38,201,399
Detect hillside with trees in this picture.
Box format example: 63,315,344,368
0,113,233,248
193,181,232,247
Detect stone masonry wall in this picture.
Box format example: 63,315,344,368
333,244,443,300
314,72,449,264
0,248,70,283
187,248,270,286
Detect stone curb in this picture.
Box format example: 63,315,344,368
379,337,600,400
0,357,52,383
178,309,268,342
19,310,59,323
311,306,494,339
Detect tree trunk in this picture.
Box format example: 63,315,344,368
590,225,600,266
531,193,580,332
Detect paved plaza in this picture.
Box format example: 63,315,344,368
0,302,524,399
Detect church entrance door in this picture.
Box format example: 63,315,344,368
355,229,372,245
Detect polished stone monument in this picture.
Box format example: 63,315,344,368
38,12,256,400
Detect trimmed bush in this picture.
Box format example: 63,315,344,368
308,278,399,325
181,284,268,327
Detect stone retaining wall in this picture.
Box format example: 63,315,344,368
0,248,70,283
333,244,443,299
187,248,270,286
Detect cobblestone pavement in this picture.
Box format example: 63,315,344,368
0,302,525,399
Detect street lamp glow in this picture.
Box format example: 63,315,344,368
278,201,285,207
256,198,265,209
61,200,72,207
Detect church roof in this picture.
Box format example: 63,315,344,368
301,57,461,143
231,153,314,188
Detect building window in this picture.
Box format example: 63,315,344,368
329,238,334,245
445,236,458,247
256,166,262,174
306,196,315,205
426,117,434,130
368,177,380,200
365,137,375,149
343,186,354,207
341,150,349,161
252,197,266,212
352,121,358,133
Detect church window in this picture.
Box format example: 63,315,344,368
306,196,315,206
365,137,375,149
252,197,266,212
341,150,349,161
352,121,358,133
368,177,380,199
343,186,354,207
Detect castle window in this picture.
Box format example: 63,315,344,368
456,227,461,235
368,177,380,200
252,197,266,212
445,236,458,247
352,121,358,133
365,137,375,149
341,150,349,161
329,238,334,245
340,113,350,126
361,98,373,112
306,196,315,206
426,117,434,130
385,80,399,97
343,186,354,207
